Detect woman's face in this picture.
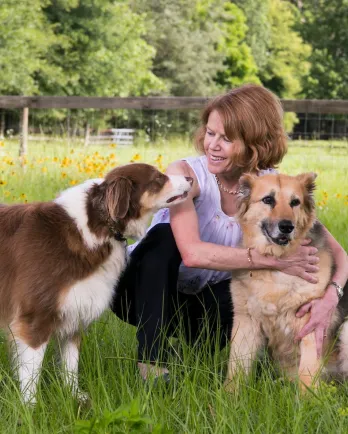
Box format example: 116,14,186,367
203,110,243,175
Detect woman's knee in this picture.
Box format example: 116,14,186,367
132,223,181,265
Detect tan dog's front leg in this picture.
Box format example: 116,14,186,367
225,315,263,392
298,332,321,391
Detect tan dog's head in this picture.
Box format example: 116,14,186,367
237,172,317,256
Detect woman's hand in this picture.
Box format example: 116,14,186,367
273,239,320,283
295,284,339,358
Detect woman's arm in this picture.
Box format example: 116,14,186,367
166,161,319,281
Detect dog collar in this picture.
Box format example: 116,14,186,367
113,231,127,243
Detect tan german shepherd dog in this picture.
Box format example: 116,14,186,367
225,172,348,391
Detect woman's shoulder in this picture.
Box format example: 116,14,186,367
166,158,201,198
259,167,278,176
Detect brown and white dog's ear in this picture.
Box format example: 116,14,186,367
237,173,256,217
296,172,317,212
106,177,133,220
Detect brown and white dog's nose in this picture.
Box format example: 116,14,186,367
185,176,193,186
278,220,294,234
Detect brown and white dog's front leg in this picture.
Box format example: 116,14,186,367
225,315,263,392
11,336,47,405
58,334,88,403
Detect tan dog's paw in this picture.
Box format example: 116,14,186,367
224,378,239,395
75,390,91,407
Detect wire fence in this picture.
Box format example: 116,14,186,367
0,97,347,153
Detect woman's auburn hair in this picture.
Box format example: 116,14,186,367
194,84,288,172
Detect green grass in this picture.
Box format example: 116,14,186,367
0,137,347,433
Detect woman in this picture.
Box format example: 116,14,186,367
111,84,348,381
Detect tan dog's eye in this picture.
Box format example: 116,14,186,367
290,198,301,207
262,196,275,206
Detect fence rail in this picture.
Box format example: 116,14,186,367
0,96,348,114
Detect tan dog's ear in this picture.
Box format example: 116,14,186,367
237,173,256,217
296,172,317,212
296,172,317,195
106,177,133,220
239,174,256,198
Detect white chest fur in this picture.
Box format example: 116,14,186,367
59,240,126,337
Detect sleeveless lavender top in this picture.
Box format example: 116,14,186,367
128,155,275,294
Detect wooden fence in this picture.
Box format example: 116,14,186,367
0,96,347,155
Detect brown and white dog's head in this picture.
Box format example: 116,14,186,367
86,163,192,241
237,172,317,256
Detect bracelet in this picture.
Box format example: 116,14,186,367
330,281,344,300
247,247,253,277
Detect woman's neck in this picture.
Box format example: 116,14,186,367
218,170,243,187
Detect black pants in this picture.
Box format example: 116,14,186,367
111,223,233,363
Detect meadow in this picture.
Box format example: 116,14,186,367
0,137,347,433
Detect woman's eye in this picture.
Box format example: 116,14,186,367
262,196,275,206
223,136,231,143
290,198,301,207
206,130,214,136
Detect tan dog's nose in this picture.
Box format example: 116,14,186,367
278,220,294,234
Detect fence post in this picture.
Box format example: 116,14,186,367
0,109,4,139
84,121,90,147
19,107,29,160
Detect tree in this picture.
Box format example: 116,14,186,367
294,0,348,99
209,2,260,89
40,0,163,96
258,0,311,99
130,0,226,96
0,0,57,94
233,0,271,71
235,0,311,99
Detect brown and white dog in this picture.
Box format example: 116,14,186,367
225,172,348,391
0,163,192,404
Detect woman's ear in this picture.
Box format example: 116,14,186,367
106,177,133,220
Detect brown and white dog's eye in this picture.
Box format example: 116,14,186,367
262,196,275,206
290,198,301,207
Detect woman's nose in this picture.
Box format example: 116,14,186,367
209,136,221,149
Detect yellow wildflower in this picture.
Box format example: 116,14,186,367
155,154,163,164
70,180,78,186
132,153,141,161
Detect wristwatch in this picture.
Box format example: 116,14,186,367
330,281,344,300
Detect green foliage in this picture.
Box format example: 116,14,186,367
40,0,163,96
233,0,271,71
129,0,225,96
257,0,311,99
235,0,311,98
74,399,171,433
215,2,260,88
296,0,348,99
0,0,58,94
